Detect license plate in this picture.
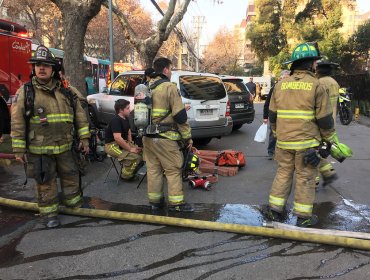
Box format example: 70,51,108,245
235,103,244,109
200,109,213,116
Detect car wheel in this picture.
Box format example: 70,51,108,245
193,137,212,146
232,124,243,131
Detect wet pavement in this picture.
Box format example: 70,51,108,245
1,103,370,279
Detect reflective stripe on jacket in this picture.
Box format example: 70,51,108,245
11,77,90,154
149,77,192,141
269,70,335,150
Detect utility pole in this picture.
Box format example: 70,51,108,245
192,16,205,72
108,0,114,82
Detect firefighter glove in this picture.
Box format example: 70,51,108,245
303,148,321,167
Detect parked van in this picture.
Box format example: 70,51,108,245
87,70,233,145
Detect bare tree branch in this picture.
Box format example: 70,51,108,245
163,0,191,39
158,0,176,36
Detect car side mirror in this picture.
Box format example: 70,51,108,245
102,87,108,93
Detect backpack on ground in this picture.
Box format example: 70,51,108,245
216,151,246,167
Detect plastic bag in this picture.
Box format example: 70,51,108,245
254,123,268,143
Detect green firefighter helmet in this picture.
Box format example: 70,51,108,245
330,142,353,163
283,42,322,65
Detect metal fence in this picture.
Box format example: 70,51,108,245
335,73,370,116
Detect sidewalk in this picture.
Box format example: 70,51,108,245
358,114,370,128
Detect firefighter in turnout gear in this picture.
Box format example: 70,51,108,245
11,45,90,228
267,42,337,227
142,57,193,212
104,99,143,180
315,59,340,186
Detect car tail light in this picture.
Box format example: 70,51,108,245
249,93,254,103
226,100,230,117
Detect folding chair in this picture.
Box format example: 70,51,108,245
103,155,123,186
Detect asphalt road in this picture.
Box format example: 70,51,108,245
1,103,370,280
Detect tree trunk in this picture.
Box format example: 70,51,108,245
140,39,168,68
141,46,159,68
61,12,89,95
52,0,103,96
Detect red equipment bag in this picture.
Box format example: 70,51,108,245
216,151,246,167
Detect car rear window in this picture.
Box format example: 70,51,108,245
179,75,226,100
223,80,249,95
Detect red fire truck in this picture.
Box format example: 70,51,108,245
0,19,31,140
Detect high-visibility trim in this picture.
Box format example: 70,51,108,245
63,194,82,207
78,126,90,137
30,113,73,124
269,195,286,207
330,96,339,101
39,203,59,215
159,131,182,140
324,133,338,143
29,143,72,154
122,162,137,177
276,139,320,150
277,109,314,120
112,146,122,155
152,108,169,117
319,163,332,172
293,202,313,214
168,195,184,203
148,192,164,202
180,130,192,139
12,139,26,148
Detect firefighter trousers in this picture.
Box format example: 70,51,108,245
318,158,336,179
142,137,184,205
269,147,317,218
26,151,82,217
104,141,143,179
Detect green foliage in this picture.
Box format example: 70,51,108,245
350,19,370,55
341,20,370,73
269,49,290,75
246,0,286,62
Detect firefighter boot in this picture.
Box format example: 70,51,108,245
265,207,284,222
44,216,60,228
150,197,165,211
296,214,319,228
168,203,194,213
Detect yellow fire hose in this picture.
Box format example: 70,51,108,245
1,197,370,251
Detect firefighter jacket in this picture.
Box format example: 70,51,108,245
317,75,340,110
149,76,192,141
11,77,90,155
269,70,336,150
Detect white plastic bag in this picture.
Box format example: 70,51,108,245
254,123,268,143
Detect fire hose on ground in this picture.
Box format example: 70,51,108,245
0,197,370,251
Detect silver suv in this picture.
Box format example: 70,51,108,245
87,70,233,145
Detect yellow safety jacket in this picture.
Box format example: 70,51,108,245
11,77,90,155
149,76,192,141
317,75,340,114
269,70,336,150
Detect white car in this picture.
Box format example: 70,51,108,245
87,70,233,145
